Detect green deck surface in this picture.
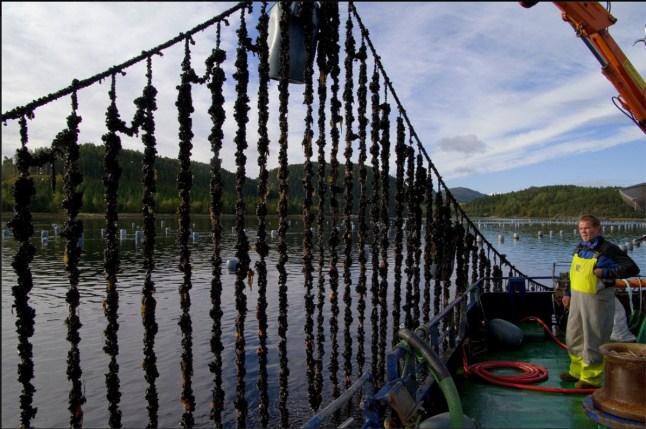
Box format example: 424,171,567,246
459,323,598,429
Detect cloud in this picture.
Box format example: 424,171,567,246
436,135,486,153
2,2,644,192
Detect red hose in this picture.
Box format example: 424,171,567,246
463,316,596,394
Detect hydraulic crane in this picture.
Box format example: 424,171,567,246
521,1,646,134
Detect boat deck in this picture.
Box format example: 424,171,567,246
459,322,594,429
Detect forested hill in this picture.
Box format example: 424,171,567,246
1,143,398,214
463,185,645,219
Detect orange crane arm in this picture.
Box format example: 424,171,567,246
522,2,646,133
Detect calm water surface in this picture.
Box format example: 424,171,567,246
2,214,645,428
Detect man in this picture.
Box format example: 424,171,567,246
561,214,639,388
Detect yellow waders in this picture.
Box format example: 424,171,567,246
566,253,614,386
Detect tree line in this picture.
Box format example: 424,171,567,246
462,185,644,219
1,143,395,215
3,144,642,219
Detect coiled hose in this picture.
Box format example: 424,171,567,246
463,316,596,394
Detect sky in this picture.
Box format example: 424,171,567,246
2,2,645,195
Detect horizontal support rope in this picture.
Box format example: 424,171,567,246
1,2,245,122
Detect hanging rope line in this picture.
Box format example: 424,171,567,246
8,116,38,429
404,146,415,330
233,4,252,427
102,73,126,429
138,56,160,429
253,3,270,425
300,0,318,412
377,98,391,379
207,20,227,429
176,36,197,429
412,154,426,329
392,116,406,345
60,88,86,429
423,160,434,323
327,0,342,402
314,0,333,410
342,1,356,392
276,1,291,425
368,64,382,385
355,36,369,377
432,177,443,318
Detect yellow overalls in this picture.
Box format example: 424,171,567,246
566,252,615,386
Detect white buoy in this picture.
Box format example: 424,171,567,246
559,230,563,237
227,257,239,272
271,230,277,239
573,228,577,235
192,231,198,241
135,230,144,243
120,229,127,240
513,233,519,240
498,234,504,243
549,230,553,237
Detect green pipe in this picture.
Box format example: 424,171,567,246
399,329,464,429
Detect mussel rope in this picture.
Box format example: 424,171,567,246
469,232,478,287
453,221,466,349
412,154,426,329
423,159,434,323
327,0,342,401
136,56,160,429
355,36,369,377
432,180,444,318
392,116,406,346
464,230,476,288
493,259,503,293
349,3,545,288
61,88,86,428
440,194,455,352
176,36,199,428
342,1,356,391
277,0,291,424
301,0,317,411
478,248,487,291
377,99,391,383
314,0,331,410
252,4,270,425
233,5,251,426
485,249,492,293
8,116,38,429
208,21,227,428
102,73,127,428
404,146,415,330
368,65,382,384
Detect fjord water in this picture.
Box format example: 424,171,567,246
2,215,645,428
